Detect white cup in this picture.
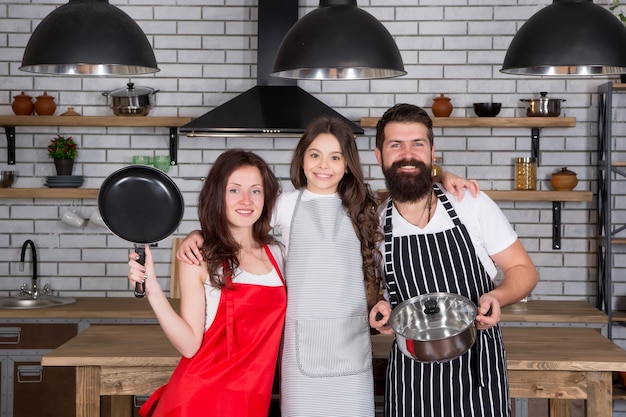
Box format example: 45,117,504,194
89,210,107,228
60,209,86,228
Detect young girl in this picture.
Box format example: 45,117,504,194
275,117,381,416
177,117,478,416
128,149,286,417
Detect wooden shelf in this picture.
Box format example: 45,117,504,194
0,115,192,127
360,116,576,129
611,82,626,92
0,188,99,199
486,190,592,202
377,189,592,202
0,115,194,166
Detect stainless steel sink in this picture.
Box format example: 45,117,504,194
0,296,76,309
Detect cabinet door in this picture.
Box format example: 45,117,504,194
13,361,75,417
0,324,77,349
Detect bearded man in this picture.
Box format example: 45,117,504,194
369,103,538,417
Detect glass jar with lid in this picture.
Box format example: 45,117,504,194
515,157,537,190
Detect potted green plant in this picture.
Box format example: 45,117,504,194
48,135,78,176
610,0,626,23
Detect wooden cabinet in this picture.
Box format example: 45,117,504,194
0,323,78,417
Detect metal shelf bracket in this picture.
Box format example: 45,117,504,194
552,201,561,249
168,127,178,165
531,127,540,166
5,126,15,165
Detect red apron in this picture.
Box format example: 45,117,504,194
141,245,286,417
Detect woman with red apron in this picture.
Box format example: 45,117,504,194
141,246,286,417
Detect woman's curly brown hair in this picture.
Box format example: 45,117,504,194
290,117,383,307
198,149,281,289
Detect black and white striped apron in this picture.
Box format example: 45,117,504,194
382,184,510,417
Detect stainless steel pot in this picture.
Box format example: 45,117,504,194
520,91,565,117
388,292,477,362
102,82,159,117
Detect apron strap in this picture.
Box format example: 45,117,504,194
223,260,235,361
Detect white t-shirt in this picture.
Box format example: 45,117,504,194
382,186,517,280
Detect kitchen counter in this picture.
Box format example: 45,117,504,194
43,324,626,417
0,297,180,320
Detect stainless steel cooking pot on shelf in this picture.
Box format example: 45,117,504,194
102,82,159,117
388,292,477,362
520,91,565,117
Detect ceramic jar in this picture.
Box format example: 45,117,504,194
432,93,453,117
550,167,578,191
11,92,34,115
34,92,57,116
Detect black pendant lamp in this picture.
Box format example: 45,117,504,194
272,0,406,80
501,0,626,76
20,0,159,76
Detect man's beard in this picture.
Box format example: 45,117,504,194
382,159,433,203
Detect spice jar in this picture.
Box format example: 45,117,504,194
432,155,443,177
515,157,537,190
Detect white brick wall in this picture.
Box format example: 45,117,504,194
1,0,625,395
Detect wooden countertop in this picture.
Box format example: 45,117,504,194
44,325,626,373
42,325,180,367
500,300,606,324
0,297,179,319
0,299,604,322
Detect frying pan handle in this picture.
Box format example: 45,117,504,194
134,245,146,298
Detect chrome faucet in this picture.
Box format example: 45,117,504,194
19,240,51,299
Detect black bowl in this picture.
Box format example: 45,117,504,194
473,102,501,117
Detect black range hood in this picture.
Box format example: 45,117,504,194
179,0,364,137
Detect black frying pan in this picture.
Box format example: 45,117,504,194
98,165,184,297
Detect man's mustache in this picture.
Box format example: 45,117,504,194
390,159,429,171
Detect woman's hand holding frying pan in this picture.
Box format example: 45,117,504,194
128,245,161,296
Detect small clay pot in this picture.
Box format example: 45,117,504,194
550,167,578,191
432,93,453,117
60,107,80,116
34,92,57,116
11,92,34,115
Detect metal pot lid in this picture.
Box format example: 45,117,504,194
520,91,566,102
389,292,477,340
105,82,158,98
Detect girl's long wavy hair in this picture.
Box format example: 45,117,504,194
198,149,281,289
290,117,383,307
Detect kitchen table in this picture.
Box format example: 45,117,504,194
42,324,626,417
372,327,626,417
39,299,608,417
